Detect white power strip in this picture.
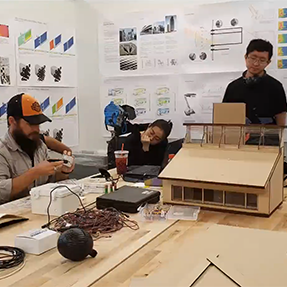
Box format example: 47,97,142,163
15,228,58,255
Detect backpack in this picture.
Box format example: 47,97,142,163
104,101,127,134
104,101,136,136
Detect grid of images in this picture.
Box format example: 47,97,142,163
140,15,177,35
119,27,138,71
0,57,11,85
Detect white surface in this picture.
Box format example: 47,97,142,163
15,228,58,255
30,183,83,216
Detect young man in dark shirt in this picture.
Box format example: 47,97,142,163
223,39,287,126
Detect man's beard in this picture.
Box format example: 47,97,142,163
12,128,41,158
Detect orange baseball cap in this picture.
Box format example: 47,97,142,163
7,93,51,125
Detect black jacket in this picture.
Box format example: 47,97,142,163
108,123,168,168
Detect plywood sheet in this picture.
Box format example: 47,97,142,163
213,103,246,125
134,224,287,287
269,153,284,212
193,266,237,287
159,147,278,187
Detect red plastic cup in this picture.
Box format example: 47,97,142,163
114,150,129,175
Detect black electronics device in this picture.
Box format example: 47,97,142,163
96,185,160,213
124,165,161,182
123,138,184,182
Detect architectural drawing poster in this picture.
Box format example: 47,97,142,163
177,72,241,124
100,75,179,137
278,7,287,70
182,1,276,73
0,87,17,137
15,18,77,87
0,15,15,86
15,87,79,147
98,10,181,76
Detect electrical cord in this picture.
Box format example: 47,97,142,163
42,185,86,229
47,202,139,236
0,246,25,279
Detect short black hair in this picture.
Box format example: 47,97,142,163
150,119,173,139
246,39,273,60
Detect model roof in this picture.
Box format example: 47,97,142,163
159,145,279,188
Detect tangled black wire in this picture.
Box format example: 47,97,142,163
47,201,139,237
0,247,25,270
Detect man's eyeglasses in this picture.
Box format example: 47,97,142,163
247,56,269,65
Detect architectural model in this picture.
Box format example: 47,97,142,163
159,123,285,215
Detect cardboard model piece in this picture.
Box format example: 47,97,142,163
130,224,287,287
159,122,285,215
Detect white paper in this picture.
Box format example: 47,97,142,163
101,75,179,136
17,87,79,147
0,16,15,86
182,2,276,73
178,72,241,124
277,7,287,71
98,11,180,76
0,87,17,138
15,18,77,87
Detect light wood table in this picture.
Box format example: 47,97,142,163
92,190,287,287
1,175,287,287
0,177,175,287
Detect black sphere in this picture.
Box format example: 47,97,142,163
57,228,98,261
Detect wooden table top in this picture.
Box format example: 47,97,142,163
92,189,287,287
0,175,287,287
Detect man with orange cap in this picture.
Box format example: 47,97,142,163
0,93,74,204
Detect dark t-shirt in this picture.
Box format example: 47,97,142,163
223,73,287,124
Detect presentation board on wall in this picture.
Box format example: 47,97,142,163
98,1,287,139
0,16,78,147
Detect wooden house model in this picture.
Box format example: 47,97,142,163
159,123,285,216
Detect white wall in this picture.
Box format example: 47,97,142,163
0,1,75,25
75,0,107,154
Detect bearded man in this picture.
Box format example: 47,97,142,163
0,93,74,204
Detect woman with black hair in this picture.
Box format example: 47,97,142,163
108,119,173,168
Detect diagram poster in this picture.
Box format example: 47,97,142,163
15,18,77,87
182,2,276,73
17,87,79,147
100,75,179,136
0,16,15,86
278,7,287,70
177,72,241,124
98,10,180,76
0,87,17,138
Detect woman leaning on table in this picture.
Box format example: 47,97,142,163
108,120,173,168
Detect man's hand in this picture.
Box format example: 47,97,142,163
34,160,63,177
141,133,150,152
61,150,75,174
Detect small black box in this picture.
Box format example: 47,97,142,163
96,185,160,213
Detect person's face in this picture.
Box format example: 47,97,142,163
144,126,165,145
10,118,40,141
245,50,270,76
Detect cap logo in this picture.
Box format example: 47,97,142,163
31,101,41,113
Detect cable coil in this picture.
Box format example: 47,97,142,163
0,246,25,270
